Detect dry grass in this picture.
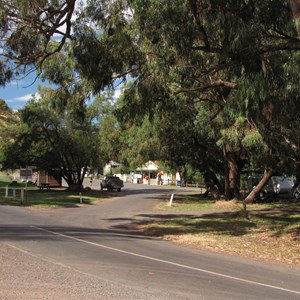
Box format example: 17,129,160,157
161,228,300,266
140,198,300,267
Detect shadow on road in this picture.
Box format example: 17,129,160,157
0,224,155,242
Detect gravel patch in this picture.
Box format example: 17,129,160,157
0,242,177,300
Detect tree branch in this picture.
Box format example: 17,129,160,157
188,0,210,49
172,79,237,96
260,41,300,53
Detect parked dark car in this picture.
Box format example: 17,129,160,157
100,176,124,192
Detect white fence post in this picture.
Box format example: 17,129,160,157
5,186,8,198
169,193,174,206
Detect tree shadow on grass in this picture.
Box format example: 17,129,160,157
111,209,300,240
110,211,256,237
252,212,300,239
0,188,112,208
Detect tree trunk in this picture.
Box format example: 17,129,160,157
179,167,188,187
63,172,83,191
243,169,273,205
68,183,83,191
223,145,242,200
228,155,241,199
290,0,300,36
224,154,230,199
203,170,221,198
243,158,285,208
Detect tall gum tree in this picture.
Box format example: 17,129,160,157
114,0,300,200
0,1,299,200
2,89,101,191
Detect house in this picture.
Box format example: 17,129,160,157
36,170,62,187
136,161,173,185
102,160,175,185
103,160,121,175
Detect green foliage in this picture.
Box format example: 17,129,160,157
0,0,76,84
0,99,20,164
241,129,265,150
109,1,299,196
2,90,100,188
1,0,299,199
40,43,75,86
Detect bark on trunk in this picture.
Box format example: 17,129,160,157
68,183,83,191
243,159,285,208
243,169,273,206
228,155,241,199
290,0,300,36
223,145,243,200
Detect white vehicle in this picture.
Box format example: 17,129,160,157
248,175,295,199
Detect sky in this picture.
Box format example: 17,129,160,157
0,74,44,111
0,73,123,112
0,1,81,112
0,0,128,111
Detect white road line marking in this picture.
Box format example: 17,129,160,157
33,226,300,295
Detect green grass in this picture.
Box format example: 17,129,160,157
156,194,224,210
0,179,105,208
2,179,300,265
147,209,300,237
155,194,300,238
143,193,300,266
157,193,300,211
144,211,300,265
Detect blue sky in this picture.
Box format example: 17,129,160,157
0,0,129,111
0,74,43,111
1,74,123,111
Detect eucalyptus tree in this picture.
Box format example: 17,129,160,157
0,99,19,136
99,89,162,172
0,99,19,164
119,117,162,171
107,0,299,199
1,0,300,200
126,1,300,197
2,87,101,190
0,0,76,85
72,0,300,199
1,42,102,190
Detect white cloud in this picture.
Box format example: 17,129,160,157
54,0,87,37
15,94,34,101
15,92,40,102
114,88,122,99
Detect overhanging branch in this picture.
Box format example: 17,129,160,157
172,79,237,96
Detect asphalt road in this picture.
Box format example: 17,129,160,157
1,183,300,299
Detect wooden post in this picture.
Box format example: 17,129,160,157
21,189,24,204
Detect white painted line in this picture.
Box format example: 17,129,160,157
33,226,300,296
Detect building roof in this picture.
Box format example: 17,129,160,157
136,160,159,172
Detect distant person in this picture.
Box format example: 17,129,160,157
144,175,149,184
157,172,163,185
